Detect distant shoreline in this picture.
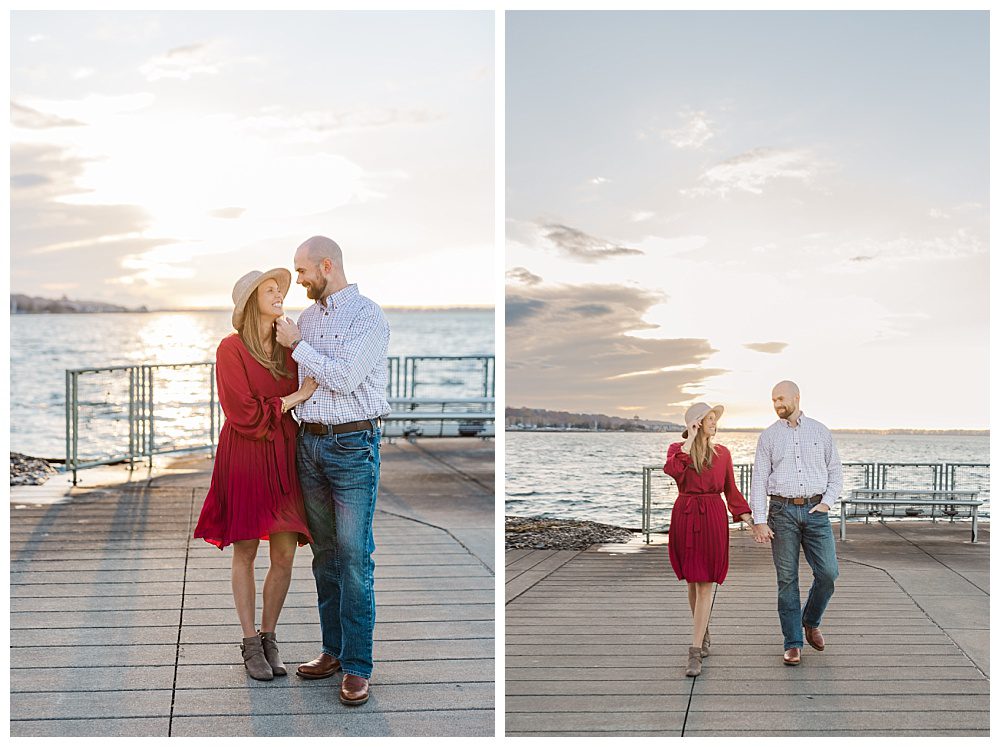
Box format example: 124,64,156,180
507,428,990,436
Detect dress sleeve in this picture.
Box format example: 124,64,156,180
722,448,752,521
216,339,283,441
663,441,691,478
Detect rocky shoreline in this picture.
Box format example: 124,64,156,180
10,453,58,486
506,515,637,550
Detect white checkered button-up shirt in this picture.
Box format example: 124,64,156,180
291,284,391,425
749,413,843,524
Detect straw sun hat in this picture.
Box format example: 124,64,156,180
681,402,725,439
231,268,291,329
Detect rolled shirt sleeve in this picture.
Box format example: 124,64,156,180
749,432,772,524
821,427,843,509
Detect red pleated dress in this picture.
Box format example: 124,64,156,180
194,334,312,549
663,442,751,583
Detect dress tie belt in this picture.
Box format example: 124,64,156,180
265,413,291,496
680,492,721,554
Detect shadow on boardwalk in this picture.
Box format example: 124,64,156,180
506,521,989,737
10,439,494,737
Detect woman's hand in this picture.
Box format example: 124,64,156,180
681,422,699,453
281,377,319,413
299,376,318,399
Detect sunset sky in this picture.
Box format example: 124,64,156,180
11,11,493,309
505,11,988,431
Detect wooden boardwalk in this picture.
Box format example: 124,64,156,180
10,439,494,737
506,522,989,737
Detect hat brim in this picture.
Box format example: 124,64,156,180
232,268,292,329
681,404,724,439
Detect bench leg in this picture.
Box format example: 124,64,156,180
971,507,978,544
840,511,846,541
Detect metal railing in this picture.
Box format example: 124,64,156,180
66,362,220,485
386,355,495,398
65,355,494,483
641,461,990,543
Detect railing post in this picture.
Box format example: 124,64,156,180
147,366,155,468
71,371,79,486
65,370,74,485
128,367,136,471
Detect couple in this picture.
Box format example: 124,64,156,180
193,235,390,706
663,381,842,676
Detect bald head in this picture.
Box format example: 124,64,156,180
293,235,347,301
772,380,800,399
298,235,343,267
771,380,801,422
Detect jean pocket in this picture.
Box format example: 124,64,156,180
333,429,371,451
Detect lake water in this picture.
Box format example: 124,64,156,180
11,308,494,459
505,431,990,527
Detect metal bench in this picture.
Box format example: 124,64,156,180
840,488,982,543
384,397,494,438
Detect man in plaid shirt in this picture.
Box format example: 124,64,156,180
275,235,390,706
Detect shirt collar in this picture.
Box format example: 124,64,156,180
319,283,359,310
779,411,806,428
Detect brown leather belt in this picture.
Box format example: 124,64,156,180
769,494,823,506
301,418,382,435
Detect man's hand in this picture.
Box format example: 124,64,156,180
751,523,774,544
809,502,831,514
275,317,302,348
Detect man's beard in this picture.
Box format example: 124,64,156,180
304,281,323,300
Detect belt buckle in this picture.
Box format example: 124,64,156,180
791,497,807,506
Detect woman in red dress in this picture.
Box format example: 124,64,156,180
664,402,753,677
194,268,317,681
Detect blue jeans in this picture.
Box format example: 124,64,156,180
767,499,839,650
297,424,381,679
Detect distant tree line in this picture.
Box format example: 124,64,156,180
506,406,683,432
10,294,147,314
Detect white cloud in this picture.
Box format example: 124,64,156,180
665,109,714,149
139,41,254,81
72,67,95,80
631,210,655,222
832,229,986,269
683,147,826,197
588,176,610,185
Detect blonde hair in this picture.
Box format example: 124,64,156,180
237,289,292,380
689,428,717,474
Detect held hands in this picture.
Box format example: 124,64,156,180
751,523,774,544
274,317,302,348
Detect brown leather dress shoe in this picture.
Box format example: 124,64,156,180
783,647,801,665
296,653,342,679
804,625,825,651
339,674,370,705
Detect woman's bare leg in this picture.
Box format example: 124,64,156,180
261,532,298,633
691,582,714,649
687,582,697,615
231,540,260,638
